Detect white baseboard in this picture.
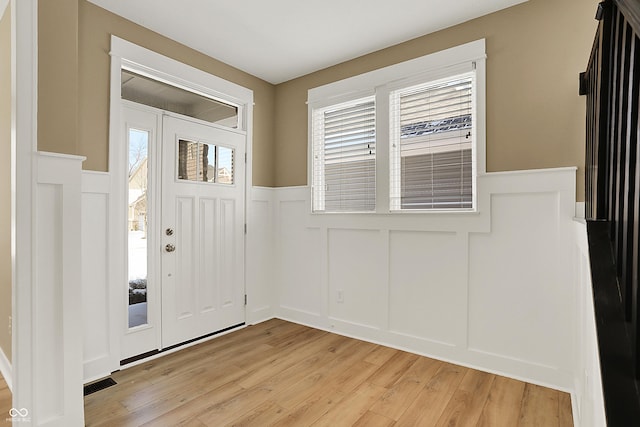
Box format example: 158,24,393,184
0,345,12,392
247,308,275,325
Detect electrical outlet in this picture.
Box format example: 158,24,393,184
337,289,344,303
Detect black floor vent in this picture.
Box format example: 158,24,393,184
83,378,117,396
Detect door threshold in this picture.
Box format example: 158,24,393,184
119,322,246,368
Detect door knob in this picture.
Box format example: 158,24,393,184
165,243,176,253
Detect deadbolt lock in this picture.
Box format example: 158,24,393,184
165,243,176,253
166,228,174,236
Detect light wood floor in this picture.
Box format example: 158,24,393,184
0,372,10,425
85,319,573,426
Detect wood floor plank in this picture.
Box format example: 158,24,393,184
353,410,397,427
118,320,298,386
111,381,246,426
236,333,335,388
519,383,560,427
237,331,344,389
364,344,398,366
0,373,11,422
367,351,420,388
84,399,131,427
559,391,574,427
84,320,573,427
476,375,526,427
194,384,276,426
226,399,287,426
139,382,251,427
433,369,495,427
270,339,372,409
122,362,246,413
311,381,388,427
270,387,347,427
370,356,442,420
395,362,468,427
327,359,382,394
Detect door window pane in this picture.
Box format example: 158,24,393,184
217,146,234,184
202,143,216,183
128,128,149,328
177,139,234,184
178,139,199,181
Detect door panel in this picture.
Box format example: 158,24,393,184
162,116,245,348
199,198,218,312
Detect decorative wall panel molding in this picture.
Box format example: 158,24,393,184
273,168,578,391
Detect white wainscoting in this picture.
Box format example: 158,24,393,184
274,167,578,392
79,167,605,423
34,152,85,426
81,171,117,383
246,187,276,324
572,221,606,427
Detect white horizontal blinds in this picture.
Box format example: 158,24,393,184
391,75,473,210
313,97,376,212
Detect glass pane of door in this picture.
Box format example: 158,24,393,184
128,128,149,328
217,146,234,184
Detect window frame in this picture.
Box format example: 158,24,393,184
308,39,486,214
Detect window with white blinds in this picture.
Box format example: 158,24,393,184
312,97,376,212
308,39,485,214
390,74,474,210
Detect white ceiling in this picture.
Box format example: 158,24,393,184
88,0,527,84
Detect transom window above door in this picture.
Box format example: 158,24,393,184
121,69,239,128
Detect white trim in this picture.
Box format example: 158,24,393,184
307,39,486,104
246,186,276,324
34,152,85,425
81,170,116,383
11,0,37,419
0,345,11,391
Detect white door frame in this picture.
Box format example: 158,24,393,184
108,36,254,367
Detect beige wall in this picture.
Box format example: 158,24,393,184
38,0,78,157
39,0,597,194
273,0,598,200
0,3,12,362
38,0,276,186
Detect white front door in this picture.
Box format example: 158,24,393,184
161,115,246,348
